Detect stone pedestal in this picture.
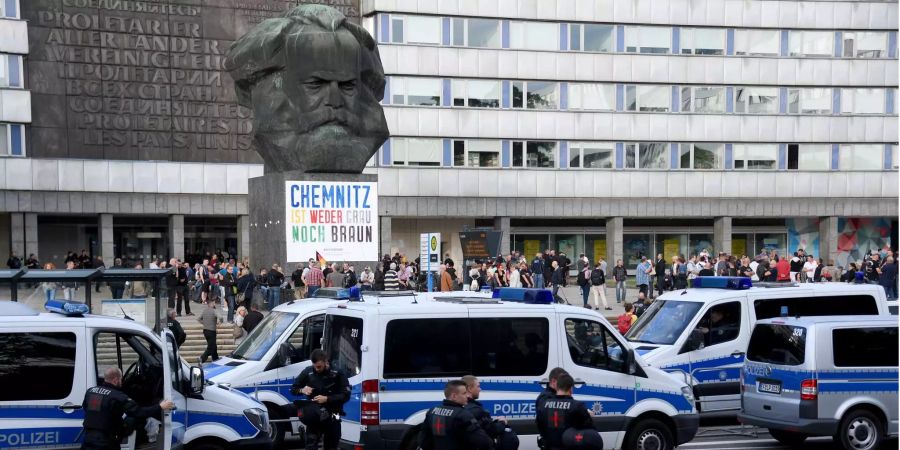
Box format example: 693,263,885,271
249,171,379,273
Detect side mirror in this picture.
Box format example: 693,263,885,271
190,366,204,395
278,342,294,366
682,329,705,353
624,348,637,375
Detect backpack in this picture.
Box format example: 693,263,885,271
577,270,588,287
617,313,634,334
590,269,604,286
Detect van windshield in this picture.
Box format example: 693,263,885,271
231,312,299,361
747,324,807,366
625,300,703,345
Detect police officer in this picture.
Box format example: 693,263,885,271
418,380,493,450
290,349,350,450
536,367,568,449
536,373,600,450
461,375,519,450
82,367,175,450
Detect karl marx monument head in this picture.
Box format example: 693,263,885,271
225,5,389,173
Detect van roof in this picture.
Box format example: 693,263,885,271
756,315,898,327
655,282,884,303
0,301,162,335
326,292,600,316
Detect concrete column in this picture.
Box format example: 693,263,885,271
819,216,839,264
24,213,38,262
606,217,623,265
237,215,250,261
494,216,510,256
714,217,733,255
168,214,184,261
379,216,392,259
10,213,24,261
99,214,114,266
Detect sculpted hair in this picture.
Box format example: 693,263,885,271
460,375,478,389
556,373,575,392
444,380,467,399
224,5,384,108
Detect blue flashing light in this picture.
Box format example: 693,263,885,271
692,276,752,290
491,288,555,304
45,300,90,316
348,286,361,301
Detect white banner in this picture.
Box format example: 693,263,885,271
285,181,379,262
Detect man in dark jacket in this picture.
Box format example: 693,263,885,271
242,303,264,334
266,264,285,309
654,254,666,298
6,251,21,269
291,349,350,450
462,375,519,450
551,261,566,303
166,308,186,348
108,259,127,299
536,373,596,450
418,380,492,450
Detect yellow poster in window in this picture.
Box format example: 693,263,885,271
593,240,607,263
663,239,680,262
524,240,541,258
732,238,747,257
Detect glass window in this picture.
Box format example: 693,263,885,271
510,21,558,51
747,324,807,366
691,301,741,348
733,144,778,170
466,18,501,48
624,26,671,54
285,314,325,363
734,87,779,114
789,31,834,57
734,29,780,56
471,318,549,376
842,88,886,114
0,125,7,156
626,85,670,112
681,28,726,55
392,77,441,106
0,332,77,401
625,143,668,169
833,327,898,367
325,314,364,377
568,83,615,111
453,139,500,168
787,88,831,114
682,86,726,113
391,138,442,166
512,141,557,168
623,233,651,268
452,79,500,108
625,300,704,345
0,55,7,88
384,318,471,378
843,31,888,58
390,17,404,43
232,311,299,361
755,295,878,320
679,143,723,169
582,24,615,52
787,144,830,170
840,144,883,170
570,142,614,169
512,81,559,110
452,18,465,46
93,332,162,406
405,16,441,44
565,319,627,373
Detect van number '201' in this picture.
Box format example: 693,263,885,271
492,402,536,416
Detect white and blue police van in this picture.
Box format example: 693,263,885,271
739,315,898,450
623,277,892,415
0,300,271,450
204,288,423,446
322,288,700,450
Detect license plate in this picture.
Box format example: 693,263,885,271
757,380,782,395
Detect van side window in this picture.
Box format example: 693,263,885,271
471,318,548,376
94,332,163,405
384,319,471,378
0,332,77,401
695,301,741,347
833,327,899,367
565,319,626,373
754,295,877,320
286,314,325,362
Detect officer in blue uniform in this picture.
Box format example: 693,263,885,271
81,367,175,450
291,349,350,450
462,375,519,450
536,367,568,449
419,380,493,450
536,373,601,450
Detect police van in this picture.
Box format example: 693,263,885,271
623,277,892,415
0,300,271,450
322,288,700,450
739,315,898,450
205,289,421,446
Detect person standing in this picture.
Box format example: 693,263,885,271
62,260,78,300
654,254,666,298
550,261,566,303
590,262,609,310
242,303,264,335
439,264,453,292
775,256,791,282
6,251,21,269
612,260,627,304
462,375,519,450
221,263,238,322
176,262,192,316
577,263,592,309
532,253,546,289
359,267,374,290
198,299,220,363
166,308,186,348
291,349,351,450
304,259,324,297
878,256,898,300
81,367,175,450
384,263,400,290
802,255,818,283
267,264,285,310
536,373,597,450
635,256,652,299
291,263,306,299
418,380,493,450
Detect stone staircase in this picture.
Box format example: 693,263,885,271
178,318,238,363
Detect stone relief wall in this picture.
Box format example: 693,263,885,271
22,0,360,163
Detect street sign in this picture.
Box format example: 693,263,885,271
420,233,441,271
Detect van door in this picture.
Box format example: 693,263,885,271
277,314,326,399
0,325,86,450
162,331,186,449
558,313,635,449
678,300,746,412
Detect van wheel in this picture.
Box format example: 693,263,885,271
265,404,287,448
836,409,882,450
625,418,674,450
768,429,807,446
